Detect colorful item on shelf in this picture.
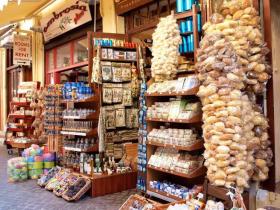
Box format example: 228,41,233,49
7,157,28,182
149,181,202,200
93,38,137,49
63,82,94,101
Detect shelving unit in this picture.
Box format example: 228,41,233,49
147,140,204,151
146,187,183,203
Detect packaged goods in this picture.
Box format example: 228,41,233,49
7,157,28,182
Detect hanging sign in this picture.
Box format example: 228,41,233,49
115,0,155,15
40,0,92,42
13,34,31,66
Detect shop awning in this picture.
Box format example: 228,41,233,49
0,0,51,27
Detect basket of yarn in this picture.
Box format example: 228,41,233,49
7,157,28,182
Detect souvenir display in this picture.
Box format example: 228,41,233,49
196,0,273,192
146,76,199,94
147,100,201,120
62,82,94,101
151,14,181,82
7,157,28,182
53,173,79,197
149,181,203,200
62,109,96,119
62,177,91,201
45,169,71,191
37,166,61,187
62,120,93,133
205,200,225,210
148,127,199,146
63,152,94,175
148,147,203,174
119,194,158,210
93,38,137,49
63,137,96,151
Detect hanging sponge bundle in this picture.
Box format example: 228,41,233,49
151,14,181,82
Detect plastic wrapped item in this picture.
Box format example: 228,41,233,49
7,157,28,182
37,166,61,187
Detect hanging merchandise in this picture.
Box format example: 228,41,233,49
196,0,273,192
91,46,102,84
131,63,140,98
151,13,181,82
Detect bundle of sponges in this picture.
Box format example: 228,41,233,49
196,0,273,192
151,13,181,82
203,0,271,94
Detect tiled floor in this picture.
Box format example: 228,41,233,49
0,145,136,210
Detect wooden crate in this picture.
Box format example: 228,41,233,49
91,171,137,197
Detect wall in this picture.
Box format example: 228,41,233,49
100,0,125,33
0,48,7,131
270,0,280,183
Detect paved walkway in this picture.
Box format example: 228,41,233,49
0,145,135,210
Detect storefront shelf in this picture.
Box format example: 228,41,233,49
101,46,136,51
9,115,34,119
146,187,182,202
146,115,201,124
64,144,98,152
147,165,206,179
10,102,31,107
100,58,137,63
61,96,99,104
61,128,97,137
147,140,204,151
62,112,99,120
145,86,199,97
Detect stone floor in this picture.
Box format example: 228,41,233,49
0,145,136,210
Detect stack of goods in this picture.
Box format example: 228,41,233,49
147,100,201,120
105,130,138,158
93,38,137,49
63,137,96,151
177,58,195,73
101,47,136,60
62,109,96,119
45,169,71,191
103,83,133,106
196,0,273,192
37,166,61,187
22,144,44,179
119,194,159,210
137,82,148,190
167,198,205,210
147,76,199,94
44,85,64,153
149,181,203,200
62,177,91,201
53,173,79,197
62,120,93,133
64,152,94,175
62,82,94,101
148,127,199,147
7,157,28,182
30,87,46,144
205,200,225,210
42,152,55,174
151,14,181,82
148,148,203,174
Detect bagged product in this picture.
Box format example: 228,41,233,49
7,157,28,182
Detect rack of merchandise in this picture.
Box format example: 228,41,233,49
5,82,40,151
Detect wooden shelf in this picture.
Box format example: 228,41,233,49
147,187,183,202
61,128,97,137
147,165,206,179
175,10,193,19
146,114,201,124
9,141,33,149
7,127,31,132
64,144,98,152
180,31,193,36
62,112,98,120
145,86,199,97
101,46,136,50
10,101,30,107
100,58,137,63
147,140,204,151
61,95,99,104
9,115,34,119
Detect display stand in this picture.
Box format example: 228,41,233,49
5,82,40,153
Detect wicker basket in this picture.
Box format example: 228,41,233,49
155,201,186,210
53,174,79,197
119,194,160,210
62,177,92,201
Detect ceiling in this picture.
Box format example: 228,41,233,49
0,0,51,27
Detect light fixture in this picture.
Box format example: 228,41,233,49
0,0,22,11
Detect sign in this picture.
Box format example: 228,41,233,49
13,35,31,66
115,0,155,15
40,0,92,42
